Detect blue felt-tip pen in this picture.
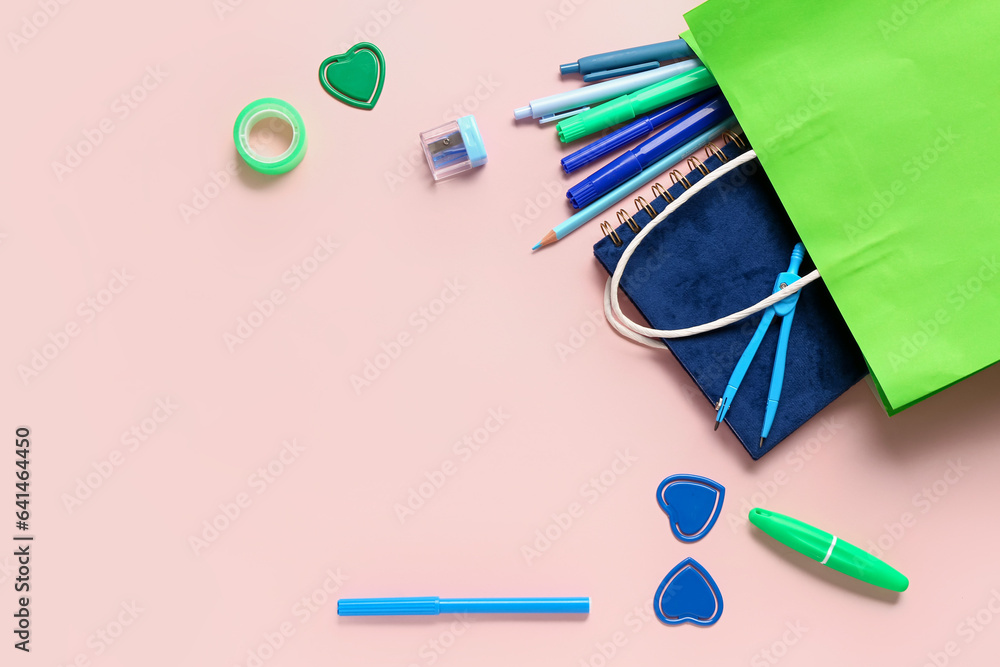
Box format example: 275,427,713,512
338,596,590,616
561,88,720,174
566,95,730,209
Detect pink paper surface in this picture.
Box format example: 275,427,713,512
4,0,1000,664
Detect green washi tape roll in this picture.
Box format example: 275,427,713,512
234,98,307,175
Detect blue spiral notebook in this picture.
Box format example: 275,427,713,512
593,137,867,459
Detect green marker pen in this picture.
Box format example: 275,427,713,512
749,508,909,592
556,66,716,143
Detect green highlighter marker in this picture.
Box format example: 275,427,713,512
557,66,717,143
749,508,909,592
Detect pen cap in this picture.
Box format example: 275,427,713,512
557,97,635,143
420,115,487,181
439,597,590,614
337,597,441,616
748,508,831,561
825,536,909,592
556,67,716,143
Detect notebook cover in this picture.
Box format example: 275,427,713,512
594,141,867,459
681,1,1000,414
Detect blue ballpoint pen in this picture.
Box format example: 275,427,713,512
714,243,805,448
560,39,696,82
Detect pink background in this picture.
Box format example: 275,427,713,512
5,0,1000,665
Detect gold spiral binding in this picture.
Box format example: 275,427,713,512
598,134,749,242
634,196,656,218
669,170,692,189
722,130,745,147
650,182,674,203
601,221,622,247
617,209,640,233
687,156,709,176
705,142,729,163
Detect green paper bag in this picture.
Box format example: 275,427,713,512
682,0,1000,414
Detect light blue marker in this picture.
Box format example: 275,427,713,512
714,243,805,448
338,596,590,616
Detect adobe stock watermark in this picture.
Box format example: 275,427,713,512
212,0,258,20
394,408,511,524
604,235,672,293
406,614,474,667
750,621,808,666
179,160,241,223
511,180,562,234
844,127,960,243
920,589,1000,667
708,154,765,205
885,255,999,372
878,0,934,39
556,309,603,362
350,278,467,394
335,0,405,53
578,596,667,667
725,416,845,533
521,449,637,565
18,268,134,385
0,556,16,585
234,568,349,667
681,319,759,402
864,459,969,560
579,628,628,667
544,0,591,31
7,0,73,54
688,0,754,49
81,603,146,659
224,236,340,352
188,439,305,556
384,77,501,192
61,398,180,514
55,601,144,666
752,84,833,162
705,83,833,207
51,66,168,182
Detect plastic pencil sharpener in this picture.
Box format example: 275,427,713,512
419,115,487,181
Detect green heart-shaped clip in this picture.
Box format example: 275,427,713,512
319,42,385,110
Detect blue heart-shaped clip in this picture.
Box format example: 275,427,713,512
656,474,725,543
654,557,724,626
656,475,726,542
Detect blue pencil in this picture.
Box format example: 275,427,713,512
532,119,735,250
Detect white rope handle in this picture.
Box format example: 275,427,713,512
604,149,822,348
